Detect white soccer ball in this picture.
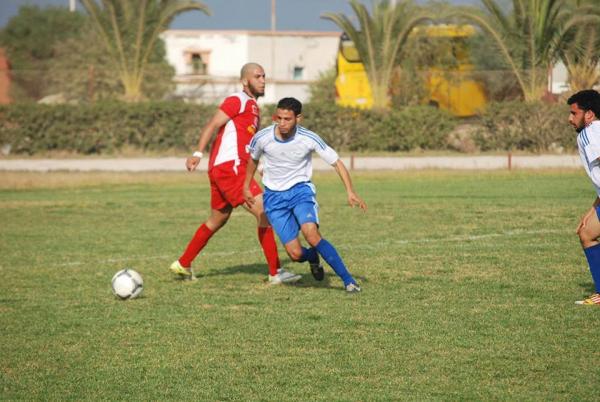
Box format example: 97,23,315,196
111,269,144,300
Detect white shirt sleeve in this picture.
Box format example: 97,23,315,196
248,130,266,161
584,125,600,162
585,144,600,163
316,143,339,165
298,127,338,165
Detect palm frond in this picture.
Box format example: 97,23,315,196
79,0,210,100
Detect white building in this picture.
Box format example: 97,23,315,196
161,30,341,104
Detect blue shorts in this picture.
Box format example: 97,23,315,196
263,182,319,245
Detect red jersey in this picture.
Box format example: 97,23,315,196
208,91,260,170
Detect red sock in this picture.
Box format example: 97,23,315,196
179,223,215,268
258,226,280,276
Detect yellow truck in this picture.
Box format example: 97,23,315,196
335,24,487,117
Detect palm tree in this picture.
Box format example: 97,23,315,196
79,0,210,101
322,0,430,109
455,0,593,102
563,25,600,92
560,0,600,92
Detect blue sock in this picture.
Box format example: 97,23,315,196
315,238,355,286
298,247,318,263
583,243,600,293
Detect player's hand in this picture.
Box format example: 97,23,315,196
185,156,201,172
347,191,367,212
244,188,255,207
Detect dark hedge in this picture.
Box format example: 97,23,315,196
0,100,575,155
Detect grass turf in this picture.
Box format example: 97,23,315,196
1,170,599,400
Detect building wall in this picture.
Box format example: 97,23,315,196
161,30,340,104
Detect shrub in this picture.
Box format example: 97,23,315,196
0,101,215,155
265,101,458,152
0,100,577,155
474,101,575,152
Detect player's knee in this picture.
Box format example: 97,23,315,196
579,228,597,246
208,214,230,230
304,232,321,247
215,216,229,227
579,223,600,246
257,214,269,227
286,248,303,261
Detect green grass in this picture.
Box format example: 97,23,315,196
1,170,599,400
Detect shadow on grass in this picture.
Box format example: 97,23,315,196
195,263,264,278
577,282,597,295
190,261,368,292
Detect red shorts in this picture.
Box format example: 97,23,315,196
208,161,262,210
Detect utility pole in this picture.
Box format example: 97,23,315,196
271,0,276,32
69,0,76,12
270,0,276,95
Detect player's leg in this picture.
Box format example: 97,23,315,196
170,206,232,278
262,188,307,264
170,172,232,279
240,191,282,278
576,206,600,305
274,183,323,280
280,235,314,262
257,210,300,284
227,169,296,280
179,206,232,267
292,223,323,281
259,191,309,284
300,222,359,292
291,186,359,291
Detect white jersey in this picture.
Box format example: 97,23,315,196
577,120,600,197
248,124,339,191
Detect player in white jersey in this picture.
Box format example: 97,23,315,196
243,97,367,293
568,89,600,306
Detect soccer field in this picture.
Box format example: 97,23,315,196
1,170,599,400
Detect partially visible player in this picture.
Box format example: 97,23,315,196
170,63,300,284
568,89,600,305
243,97,366,293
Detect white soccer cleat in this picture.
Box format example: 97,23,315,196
269,268,301,284
345,283,362,293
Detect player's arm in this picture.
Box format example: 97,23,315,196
332,159,367,211
185,109,231,172
243,158,260,206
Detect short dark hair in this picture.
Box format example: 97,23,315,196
567,89,600,118
276,97,302,116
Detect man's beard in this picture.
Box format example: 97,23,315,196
249,84,264,98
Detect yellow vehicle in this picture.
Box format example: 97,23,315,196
335,24,487,117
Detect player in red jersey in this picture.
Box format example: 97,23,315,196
169,63,301,284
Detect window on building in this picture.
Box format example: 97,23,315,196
191,53,207,75
293,66,304,80
185,50,210,75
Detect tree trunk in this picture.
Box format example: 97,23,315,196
370,81,390,109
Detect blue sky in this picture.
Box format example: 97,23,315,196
1,0,480,31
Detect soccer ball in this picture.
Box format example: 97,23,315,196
111,269,144,300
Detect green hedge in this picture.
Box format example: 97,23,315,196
474,101,575,152
0,100,577,155
271,101,458,152
0,102,213,155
